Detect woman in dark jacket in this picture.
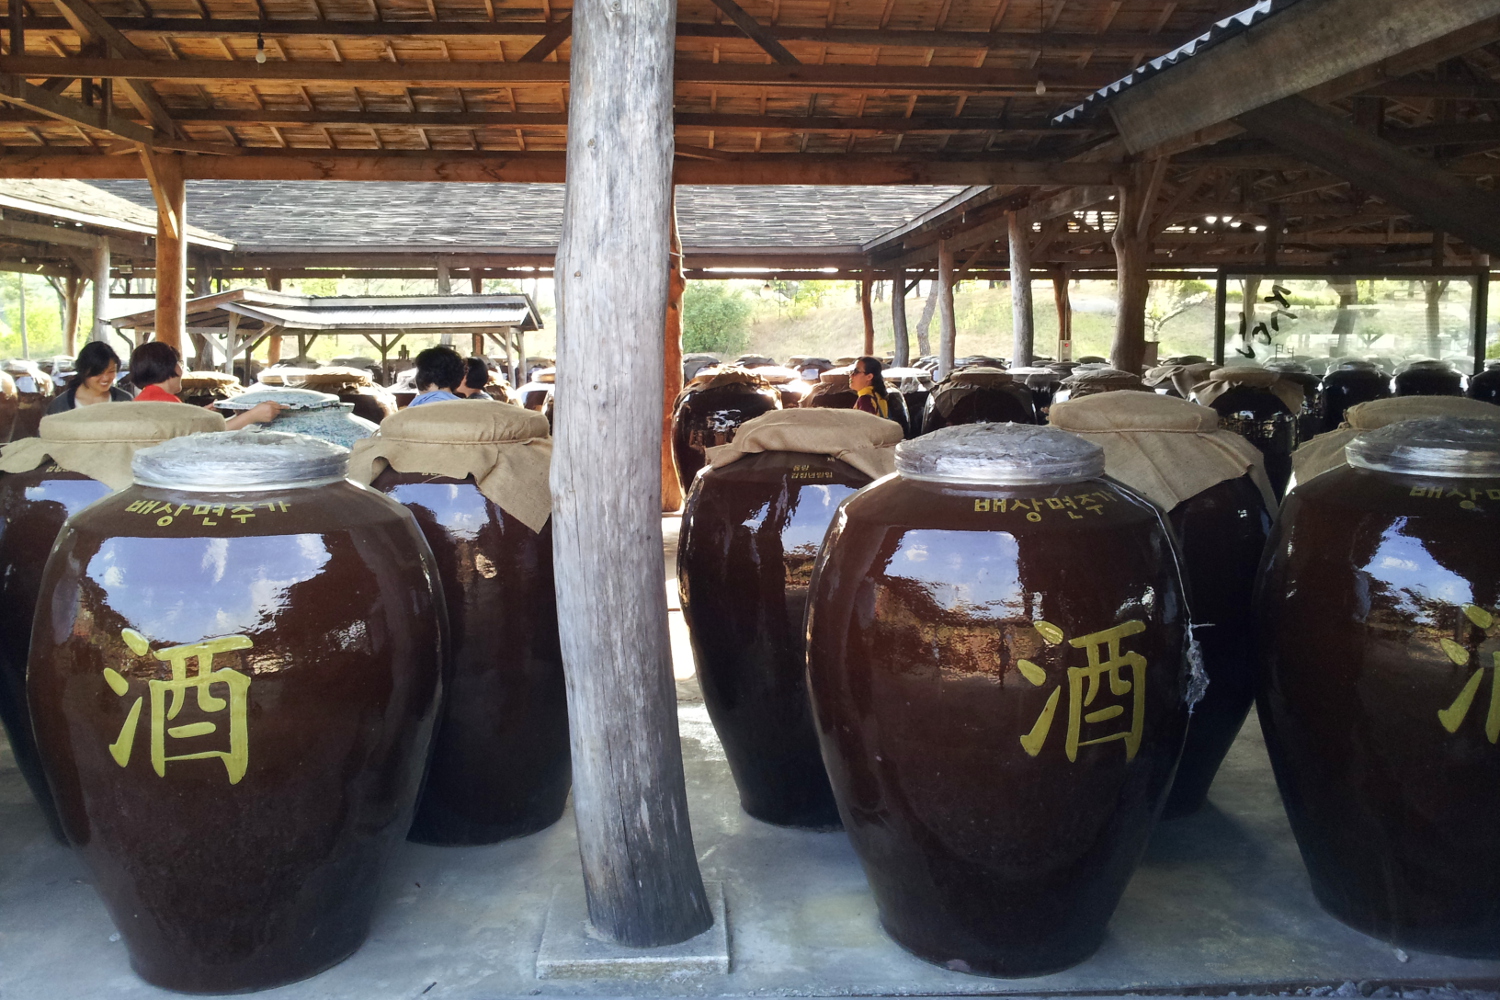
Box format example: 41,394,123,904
46,342,134,413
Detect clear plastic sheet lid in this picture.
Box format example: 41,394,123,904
133,429,350,491
1346,416,1500,479
895,422,1104,485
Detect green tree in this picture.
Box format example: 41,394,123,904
683,282,752,354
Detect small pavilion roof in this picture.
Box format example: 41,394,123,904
110,287,543,332
0,178,232,248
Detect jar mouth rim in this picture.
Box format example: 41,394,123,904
132,429,351,490
131,475,348,493
1345,416,1500,479
895,422,1106,485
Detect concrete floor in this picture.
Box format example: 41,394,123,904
1,517,1498,998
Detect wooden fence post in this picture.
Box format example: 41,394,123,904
551,0,713,948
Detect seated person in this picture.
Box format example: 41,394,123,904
47,342,134,413
408,346,467,406
128,342,282,431
456,357,493,399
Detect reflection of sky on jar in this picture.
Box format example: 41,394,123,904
25,480,111,517
90,534,332,644
887,530,1024,617
386,482,488,539
1363,525,1474,621
782,483,861,557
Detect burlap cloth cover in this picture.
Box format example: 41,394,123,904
942,367,1013,387
672,366,772,409
295,367,375,391
1192,366,1305,413
705,408,901,480
1144,362,1216,398
1061,367,1148,396
1049,392,1277,513
0,401,226,490
347,399,553,532
1291,396,1500,485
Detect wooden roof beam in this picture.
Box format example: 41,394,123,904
705,0,799,65
517,12,572,62
0,55,1118,91
0,73,233,153
1236,95,1500,256
48,0,183,139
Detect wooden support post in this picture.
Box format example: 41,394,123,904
8,0,24,61
1050,266,1072,361
266,273,283,364
663,196,685,513
551,0,711,948
142,150,186,351
222,312,239,375
62,273,82,355
15,272,27,360
502,327,515,386
1109,159,1164,374
437,258,453,345
936,238,956,379
859,275,875,356
91,243,110,343
1008,211,1034,367
891,267,910,368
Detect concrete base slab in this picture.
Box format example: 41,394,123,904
535,881,728,980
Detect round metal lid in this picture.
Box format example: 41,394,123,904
1346,416,1500,479
132,429,350,492
895,422,1104,486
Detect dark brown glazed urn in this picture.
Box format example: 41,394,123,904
27,430,445,993
0,462,112,841
671,370,781,492
1257,417,1500,958
1394,360,1466,398
1319,362,1391,433
371,469,570,844
806,423,1191,977
921,370,1037,432
1161,473,1272,817
1201,384,1297,500
679,449,872,829
1,369,22,443
1469,362,1500,406
2,360,56,440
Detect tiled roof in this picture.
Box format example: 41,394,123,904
87,180,966,252
0,178,233,247
111,287,543,331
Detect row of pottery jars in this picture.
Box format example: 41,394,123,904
0,402,228,842
1257,415,1500,959
348,400,571,844
921,368,1037,431
677,409,904,828
671,367,782,492
806,422,1196,977
23,428,446,992
800,371,913,436
1,359,56,440
1189,368,1302,499
0,369,18,443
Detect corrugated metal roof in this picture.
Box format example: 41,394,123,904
1053,0,1297,125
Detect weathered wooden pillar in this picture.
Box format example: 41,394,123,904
936,239,956,379
471,277,485,354
891,268,910,367
662,196,685,513
859,275,875,356
265,274,283,364
437,258,454,346
62,274,82,355
1050,266,1073,361
1110,161,1163,374
143,151,186,351
1008,211,1034,367
91,243,111,343
551,0,713,948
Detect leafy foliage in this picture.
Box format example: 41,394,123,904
683,282,752,354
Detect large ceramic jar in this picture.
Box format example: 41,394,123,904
672,368,781,492
1007,367,1064,423
921,369,1037,432
178,371,244,409
1257,417,1500,958
2,359,56,440
349,401,570,844
884,367,934,437
0,402,225,841
679,409,902,829
1289,396,1500,491
216,387,378,448
1319,361,1391,432
1052,367,1149,405
1193,367,1301,500
1394,359,1466,397
0,369,17,444
27,430,445,992
297,368,400,425
801,371,911,436
1050,392,1275,818
1265,361,1324,444
1469,361,1500,405
806,423,1193,977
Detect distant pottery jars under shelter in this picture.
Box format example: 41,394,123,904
1470,361,1500,406
1394,359,1466,398
746,364,813,409
2,359,56,440
177,371,244,409
0,402,225,842
350,401,569,845
801,370,911,435
0,370,17,444
1264,360,1324,443
883,367,935,436
1052,367,1149,406
1051,391,1276,818
1319,360,1391,433
679,409,902,829
1192,366,1303,500
806,423,1193,977
1290,395,1500,490
1005,367,1066,424
27,430,445,993
672,367,782,493
921,368,1038,433
1257,417,1500,959
296,367,400,425
216,387,379,449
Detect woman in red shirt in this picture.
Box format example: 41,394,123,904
128,342,282,430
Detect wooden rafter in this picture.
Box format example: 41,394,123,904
0,72,233,152
47,0,183,138
705,0,799,65
517,12,572,62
